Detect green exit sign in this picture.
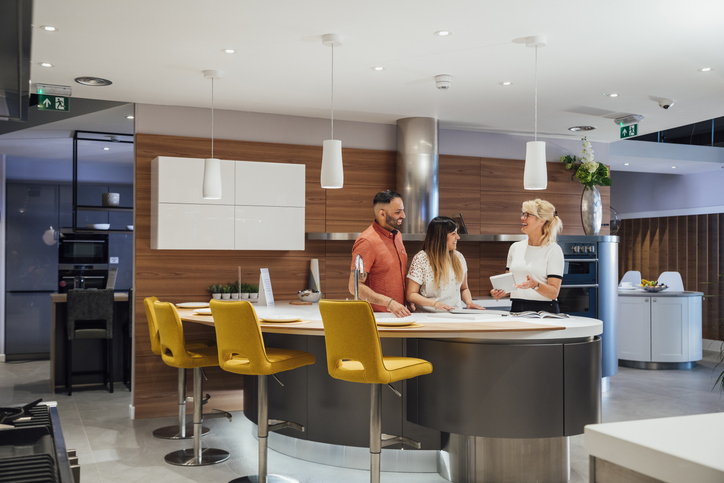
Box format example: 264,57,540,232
38,94,69,112
620,124,638,139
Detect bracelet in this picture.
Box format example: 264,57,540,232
432,300,439,308
386,297,394,309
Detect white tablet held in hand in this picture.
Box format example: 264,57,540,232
490,273,516,293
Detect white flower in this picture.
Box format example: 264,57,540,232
584,160,597,173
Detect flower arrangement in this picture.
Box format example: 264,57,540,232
561,137,611,189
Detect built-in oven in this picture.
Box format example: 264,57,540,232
58,233,109,265
58,264,109,293
558,241,598,318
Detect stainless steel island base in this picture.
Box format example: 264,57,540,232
439,434,570,483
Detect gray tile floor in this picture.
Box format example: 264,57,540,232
2,350,723,483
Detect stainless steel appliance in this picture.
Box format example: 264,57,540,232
57,264,109,293
58,232,109,265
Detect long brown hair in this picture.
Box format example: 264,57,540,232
422,217,463,289
522,199,562,246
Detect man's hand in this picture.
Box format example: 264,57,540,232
389,299,411,318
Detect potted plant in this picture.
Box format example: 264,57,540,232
221,283,233,300
248,283,259,300
240,283,250,299
229,281,240,299
207,284,224,300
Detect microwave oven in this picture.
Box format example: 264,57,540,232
58,233,109,265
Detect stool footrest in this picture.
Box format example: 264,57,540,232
203,409,232,422
381,433,422,449
268,419,305,433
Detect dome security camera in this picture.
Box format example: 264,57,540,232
658,98,674,109
435,74,452,90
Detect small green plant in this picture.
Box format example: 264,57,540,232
207,284,224,294
228,281,239,293
220,283,234,294
248,283,259,294
238,283,250,294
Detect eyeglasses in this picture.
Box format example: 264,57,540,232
520,212,535,220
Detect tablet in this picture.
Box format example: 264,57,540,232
490,273,516,293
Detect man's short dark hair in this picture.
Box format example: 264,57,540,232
373,190,402,207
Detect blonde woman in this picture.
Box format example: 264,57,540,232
491,199,564,313
407,217,485,312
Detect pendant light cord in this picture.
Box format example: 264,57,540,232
211,76,215,158
330,43,334,140
534,45,538,143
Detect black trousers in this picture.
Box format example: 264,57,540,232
510,298,560,313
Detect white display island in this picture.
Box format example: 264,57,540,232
617,290,703,369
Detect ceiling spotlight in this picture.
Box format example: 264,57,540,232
435,30,451,36
500,81,513,86
75,77,113,86
671,166,676,169
126,115,134,119
39,62,53,68
698,67,712,72
568,126,597,132
624,163,630,166
605,93,619,97
103,147,110,151
223,49,236,54
40,25,57,32
373,66,385,71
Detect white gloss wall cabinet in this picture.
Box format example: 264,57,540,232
151,157,305,250
617,292,703,367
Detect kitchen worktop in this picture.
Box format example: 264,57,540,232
585,412,724,483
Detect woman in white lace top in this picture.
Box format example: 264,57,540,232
406,217,485,312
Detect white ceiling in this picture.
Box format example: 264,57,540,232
15,0,724,174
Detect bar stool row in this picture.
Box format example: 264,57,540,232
143,297,433,483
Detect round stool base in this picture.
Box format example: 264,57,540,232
164,447,230,466
153,424,210,440
230,475,299,483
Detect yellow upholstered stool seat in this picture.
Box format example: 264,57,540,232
319,299,433,483
153,301,229,466
210,300,315,483
143,297,213,440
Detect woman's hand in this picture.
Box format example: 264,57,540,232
465,302,486,310
432,300,454,311
490,289,506,300
514,275,538,290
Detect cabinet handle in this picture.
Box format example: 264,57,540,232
645,298,649,302
653,298,656,302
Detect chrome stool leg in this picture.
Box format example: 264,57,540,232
231,375,299,483
153,368,210,439
164,368,229,466
370,384,381,483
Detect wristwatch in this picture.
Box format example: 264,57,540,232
533,282,540,291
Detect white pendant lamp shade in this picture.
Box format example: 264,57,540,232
523,35,547,191
321,139,343,189
524,141,547,190
202,157,222,199
202,69,223,199
321,34,343,189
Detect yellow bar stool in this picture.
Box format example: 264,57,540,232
154,301,230,466
210,300,316,483
143,297,214,439
318,300,433,483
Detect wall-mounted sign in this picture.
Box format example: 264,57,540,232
620,124,638,139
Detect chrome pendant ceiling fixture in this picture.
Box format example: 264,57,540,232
523,35,547,190
320,33,344,189
202,69,222,199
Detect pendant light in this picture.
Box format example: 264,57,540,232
320,34,344,189
523,36,547,190
202,70,222,199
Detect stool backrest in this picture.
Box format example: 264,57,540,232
318,300,387,383
67,289,114,340
210,300,270,375
657,271,685,291
143,296,161,355
154,301,191,368
620,270,641,286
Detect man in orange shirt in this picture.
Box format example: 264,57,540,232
348,190,411,317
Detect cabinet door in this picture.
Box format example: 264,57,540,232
152,204,235,249
234,206,304,250
651,297,687,362
153,156,235,205
617,296,651,361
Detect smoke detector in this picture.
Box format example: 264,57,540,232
435,74,452,90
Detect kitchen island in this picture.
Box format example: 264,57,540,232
180,301,602,483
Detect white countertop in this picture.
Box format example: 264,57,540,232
617,289,703,297
585,412,724,483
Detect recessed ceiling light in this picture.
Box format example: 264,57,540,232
499,81,512,86
40,25,58,32
103,147,110,151
223,49,236,54
39,62,53,68
698,67,712,72
671,166,676,169
568,126,597,132
126,115,134,120
75,77,113,86
372,66,385,71
605,93,619,97
435,30,451,36
624,163,630,166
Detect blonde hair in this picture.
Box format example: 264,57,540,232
522,199,562,246
422,217,464,289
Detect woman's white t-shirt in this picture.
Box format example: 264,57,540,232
407,251,468,311
506,240,564,301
